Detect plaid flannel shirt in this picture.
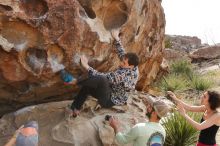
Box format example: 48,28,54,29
87,40,139,105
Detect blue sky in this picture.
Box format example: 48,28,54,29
162,0,220,45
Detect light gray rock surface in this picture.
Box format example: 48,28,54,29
0,92,173,146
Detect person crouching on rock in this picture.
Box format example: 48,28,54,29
109,96,171,146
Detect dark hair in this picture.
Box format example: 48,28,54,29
124,53,139,67
207,91,220,110
105,115,112,121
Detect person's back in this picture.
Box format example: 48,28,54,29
4,121,38,146
127,122,165,146
16,121,38,146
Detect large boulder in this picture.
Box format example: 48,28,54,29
0,0,165,116
190,45,220,74
163,48,191,62
190,45,220,61
0,92,173,146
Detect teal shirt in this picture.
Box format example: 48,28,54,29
115,122,166,146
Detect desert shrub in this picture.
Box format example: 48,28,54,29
159,74,189,92
190,74,212,91
161,112,201,146
170,60,193,78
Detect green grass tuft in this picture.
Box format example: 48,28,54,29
190,74,212,91
170,60,193,78
159,74,189,92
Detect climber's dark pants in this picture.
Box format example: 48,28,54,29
71,76,115,110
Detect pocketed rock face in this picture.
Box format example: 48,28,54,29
0,92,173,146
0,0,165,116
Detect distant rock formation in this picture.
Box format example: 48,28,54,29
165,35,202,52
0,0,165,116
0,91,173,146
163,35,220,74
163,35,202,61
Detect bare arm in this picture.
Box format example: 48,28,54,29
109,117,138,144
111,29,125,60
4,136,16,146
177,103,220,130
80,55,107,77
167,91,206,112
4,125,24,146
183,114,218,130
109,117,121,134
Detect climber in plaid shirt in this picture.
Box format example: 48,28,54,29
61,29,139,117
87,39,139,105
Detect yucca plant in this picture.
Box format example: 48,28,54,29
190,74,212,92
159,74,189,92
161,111,201,146
170,60,193,78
